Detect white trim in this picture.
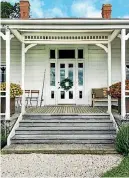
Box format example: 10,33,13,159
10,29,23,42
10,34,14,40
1,19,129,25
0,32,6,40
125,33,129,40
108,30,120,42
95,44,108,53
24,41,108,44
121,29,126,118
5,25,129,30
6,28,10,120
110,113,119,131
7,113,23,145
21,43,25,114
25,44,37,53
107,42,112,113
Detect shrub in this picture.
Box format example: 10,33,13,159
0,82,22,98
115,124,129,155
109,80,129,98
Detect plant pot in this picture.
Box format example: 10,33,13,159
118,98,129,114
1,98,15,115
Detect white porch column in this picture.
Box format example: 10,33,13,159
121,29,126,118
21,43,25,114
107,42,112,113
6,28,10,120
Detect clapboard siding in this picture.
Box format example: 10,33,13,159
1,37,129,105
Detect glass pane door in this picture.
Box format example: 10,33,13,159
58,62,75,104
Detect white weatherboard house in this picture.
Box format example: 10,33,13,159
1,0,129,147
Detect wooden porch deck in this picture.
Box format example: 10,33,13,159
26,106,108,115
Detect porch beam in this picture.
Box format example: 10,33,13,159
107,42,112,114
24,41,108,45
108,30,120,42
121,29,126,118
25,44,37,53
95,44,108,53
5,24,129,30
6,28,10,120
10,29,23,43
21,43,25,114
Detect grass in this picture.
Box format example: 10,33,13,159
102,155,129,177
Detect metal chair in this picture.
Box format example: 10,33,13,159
30,90,39,107
25,90,31,107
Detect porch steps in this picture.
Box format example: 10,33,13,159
11,114,116,145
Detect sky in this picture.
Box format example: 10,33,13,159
1,0,129,18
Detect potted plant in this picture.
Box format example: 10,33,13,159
109,80,129,113
0,83,23,115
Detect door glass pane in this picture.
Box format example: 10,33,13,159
60,64,65,82
51,91,54,99
78,63,83,86
50,63,55,86
61,91,65,99
79,91,82,99
69,91,73,99
68,64,73,83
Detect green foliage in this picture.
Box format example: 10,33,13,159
102,155,129,177
1,2,14,18
115,124,129,155
1,1,20,19
0,83,23,98
1,128,7,149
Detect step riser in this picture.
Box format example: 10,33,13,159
21,120,112,123
19,123,113,127
15,131,116,135
11,140,114,144
23,116,110,120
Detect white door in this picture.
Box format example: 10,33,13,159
58,61,75,104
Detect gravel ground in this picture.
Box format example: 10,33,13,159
1,154,122,178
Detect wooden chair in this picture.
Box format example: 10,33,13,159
30,90,39,107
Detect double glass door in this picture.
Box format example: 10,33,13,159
58,61,75,104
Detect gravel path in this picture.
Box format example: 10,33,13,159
1,154,122,178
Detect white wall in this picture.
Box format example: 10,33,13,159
1,37,129,106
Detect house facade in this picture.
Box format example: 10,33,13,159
0,0,129,120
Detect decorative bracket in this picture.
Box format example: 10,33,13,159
125,33,129,41
108,30,120,43
0,32,6,40
10,34,14,40
95,44,108,53
25,44,37,53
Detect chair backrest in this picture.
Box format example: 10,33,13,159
25,90,30,97
31,90,39,97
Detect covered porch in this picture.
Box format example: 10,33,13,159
0,19,129,121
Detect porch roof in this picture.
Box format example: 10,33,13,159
1,18,129,30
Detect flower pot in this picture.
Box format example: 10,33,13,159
118,98,129,114
1,98,15,115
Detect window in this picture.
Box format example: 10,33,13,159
50,50,55,59
78,49,83,59
69,91,73,99
61,91,65,99
51,91,54,99
58,50,75,59
78,63,83,86
79,91,83,99
126,65,129,79
50,63,55,86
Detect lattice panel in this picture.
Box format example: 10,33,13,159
24,35,108,41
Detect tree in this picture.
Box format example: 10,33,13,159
1,1,20,19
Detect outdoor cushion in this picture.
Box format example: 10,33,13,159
92,88,104,98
